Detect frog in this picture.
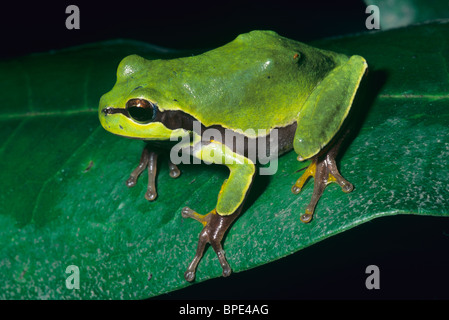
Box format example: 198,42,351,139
98,30,367,282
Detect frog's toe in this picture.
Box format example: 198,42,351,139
222,265,232,277
183,221,209,282
168,161,181,178
300,209,313,223
126,146,153,187
126,176,138,188
181,207,213,226
334,175,354,193
291,160,316,194
214,247,232,277
181,206,193,218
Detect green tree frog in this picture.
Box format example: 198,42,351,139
99,30,367,282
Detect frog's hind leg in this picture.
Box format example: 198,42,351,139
182,206,242,282
292,135,353,223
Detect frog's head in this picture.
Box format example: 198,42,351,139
99,54,190,141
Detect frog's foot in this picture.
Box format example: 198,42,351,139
126,146,180,201
182,207,238,282
292,151,353,223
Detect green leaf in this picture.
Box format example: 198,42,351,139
1,21,449,299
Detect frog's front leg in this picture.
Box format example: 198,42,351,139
126,144,181,201
182,141,255,282
292,131,353,223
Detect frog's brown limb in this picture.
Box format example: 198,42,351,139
182,207,242,282
292,134,353,223
126,145,181,201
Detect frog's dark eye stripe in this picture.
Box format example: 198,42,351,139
126,98,157,123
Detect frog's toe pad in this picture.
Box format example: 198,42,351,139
339,179,354,193
145,189,157,201
181,206,195,219
300,210,313,223
184,270,196,282
168,161,181,178
126,177,138,188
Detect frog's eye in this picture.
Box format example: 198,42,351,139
126,98,157,123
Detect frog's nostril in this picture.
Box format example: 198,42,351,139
102,107,113,115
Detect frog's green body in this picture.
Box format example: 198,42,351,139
99,30,367,281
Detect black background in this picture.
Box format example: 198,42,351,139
1,0,367,59
1,0,449,300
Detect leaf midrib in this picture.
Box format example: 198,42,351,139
0,108,97,120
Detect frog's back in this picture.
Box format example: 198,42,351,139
149,31,349,136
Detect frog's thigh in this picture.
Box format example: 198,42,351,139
194,141,255,215
293,55,367,160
